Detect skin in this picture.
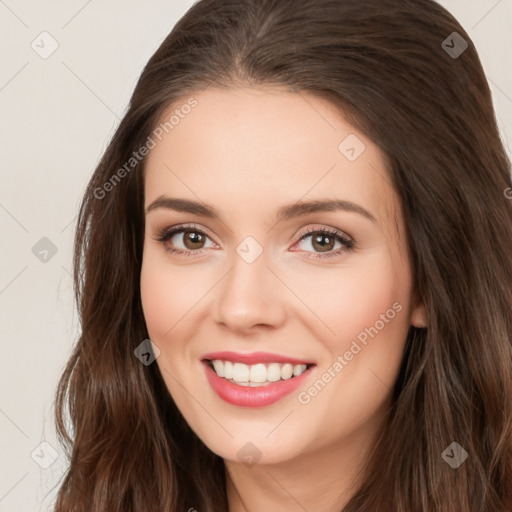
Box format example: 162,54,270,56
140,85,427,511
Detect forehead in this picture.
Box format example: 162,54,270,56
144,86,403,242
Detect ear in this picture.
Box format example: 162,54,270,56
410,290,428,328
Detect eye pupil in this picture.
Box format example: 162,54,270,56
184,231,204,249
312,233,334,252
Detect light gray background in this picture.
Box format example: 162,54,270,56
0,1,511,510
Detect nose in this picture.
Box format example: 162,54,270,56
213,244,287,334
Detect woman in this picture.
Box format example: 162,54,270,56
53,0,512,510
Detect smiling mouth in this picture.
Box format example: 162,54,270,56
204,359,315,387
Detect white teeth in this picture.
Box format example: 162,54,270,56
224,360,233,379
267,363,282,382
212,360,224,377
281,363,293,380
232,362,249,382
210,360,308,384
293,364,305,377
249,363,267,383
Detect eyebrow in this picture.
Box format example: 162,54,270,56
145,196,377,223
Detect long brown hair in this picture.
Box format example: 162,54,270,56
53,0,512,510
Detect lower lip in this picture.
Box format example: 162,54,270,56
202,361,315,407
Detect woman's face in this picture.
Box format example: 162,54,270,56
140,86,426,465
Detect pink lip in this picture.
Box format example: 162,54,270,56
201,351,314,366
202,360,316,407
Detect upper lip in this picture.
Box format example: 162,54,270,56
201,351,315,366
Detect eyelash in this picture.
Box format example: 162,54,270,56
153,223,355,261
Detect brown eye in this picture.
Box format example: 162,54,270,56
293,227,355,261
310,232,336,252
182,230,206,249
154,224,215,256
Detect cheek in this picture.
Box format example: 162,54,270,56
140,249,188,345
289,252,410,349
140,247,207,340
334,267,403,335
140,263,172,338
140,251,204,390
291,248,412,412
317,251,411,399
288,257,411,445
